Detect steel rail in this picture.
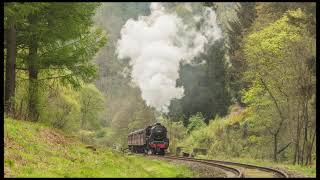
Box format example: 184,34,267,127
184,156,289,178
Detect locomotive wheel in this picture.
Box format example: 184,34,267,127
148,149,153,155
159,149,165,155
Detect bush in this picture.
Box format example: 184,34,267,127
187,113,206,134
39,85,81,132
78,130,96,144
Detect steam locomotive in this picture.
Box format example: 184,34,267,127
128,123,169,155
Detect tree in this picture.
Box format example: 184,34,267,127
4,12,16,115
10,3,107,121
80,84,105,130
4,3,45,116
242,9,316,163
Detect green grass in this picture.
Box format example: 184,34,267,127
4,118,197,177
196,155,316,177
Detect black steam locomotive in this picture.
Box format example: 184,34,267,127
128,123,169,155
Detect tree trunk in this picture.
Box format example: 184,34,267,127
4,18,16,116
301,95,309,165
298,102,305,165
273,133,278,162
293,99,302,165
293,118,301,165
260,78,286,135
305,128,316,166
27,40,39,121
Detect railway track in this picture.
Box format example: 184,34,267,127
148,155,243,178
193,157,289,178
148,154,289,178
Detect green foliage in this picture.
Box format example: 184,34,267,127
244,10,305,65
78,129,96,144
178,105,281,160
220,2,256,104
42,86,81,131
159,116,187,154
4,2,107,121
40,26,107,88
4,1,109,146
79,84,105,130
11,2,106,74
239,5,316,164
186,113,206,134
4,3,48,27
242,8,315,128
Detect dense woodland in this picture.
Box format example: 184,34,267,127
4,2,316,167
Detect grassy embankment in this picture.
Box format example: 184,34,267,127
4,118,197,177
196,155,316,177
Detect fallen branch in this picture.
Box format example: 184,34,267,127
277,142,292,154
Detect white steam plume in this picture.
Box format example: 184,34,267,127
117,3,222,113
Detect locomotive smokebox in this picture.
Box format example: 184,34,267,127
151,123,167,140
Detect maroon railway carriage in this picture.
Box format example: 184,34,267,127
128,123,169,155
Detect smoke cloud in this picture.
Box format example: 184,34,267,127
117,3,222,113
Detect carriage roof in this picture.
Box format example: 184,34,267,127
128,128,145,136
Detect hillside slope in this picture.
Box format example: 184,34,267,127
4,118,196,177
